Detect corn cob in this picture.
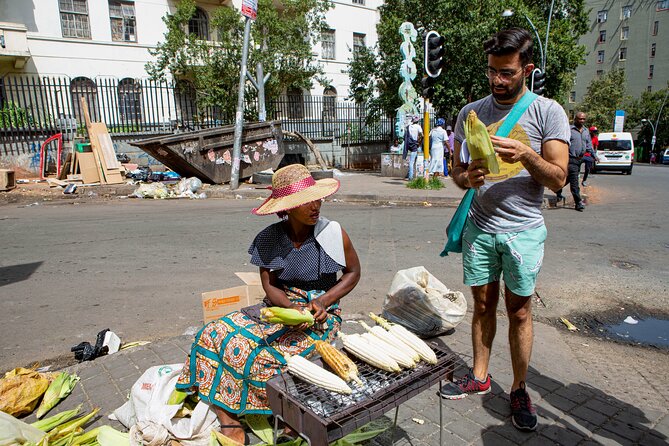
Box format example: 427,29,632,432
337,332,401,372
360,332,416,369
260,307,314,326
31,404,82,432
314,340,363,385
47,408,100,441
284,354,352,394
465,110,499,174
359,321,420,363
369,313,438,365
36,372,80,419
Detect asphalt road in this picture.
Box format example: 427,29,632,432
1,164,668,371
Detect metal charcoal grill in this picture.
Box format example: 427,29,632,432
267,342,464,446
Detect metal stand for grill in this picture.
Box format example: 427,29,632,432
267,342,461,446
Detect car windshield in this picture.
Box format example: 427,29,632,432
599,140,632,151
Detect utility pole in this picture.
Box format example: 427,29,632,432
246,34,271,122
230,17,252,190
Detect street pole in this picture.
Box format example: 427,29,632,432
230,16,252,190
543,0,555,72
423,99,430,178
653,89,669,154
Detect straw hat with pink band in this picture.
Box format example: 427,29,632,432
252,164,340,215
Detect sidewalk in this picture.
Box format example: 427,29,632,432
24,309,668,445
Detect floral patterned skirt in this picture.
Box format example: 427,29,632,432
176,287,341,414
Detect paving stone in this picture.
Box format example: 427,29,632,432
600,418,645,442
150,343,189,363
543,393,579,412
569,405,609,427
438,394,482,416
79,372,114,392
539,422,589,445
553,385,592,404
102,356,139,379
487,420,537,444
75,363,106,381
639,431,669,446
466,407,506,428
522,434,559,445
583,398,620,418
528,374,562,393
653,413,669,437
115,372,141,394
481,394,510,417
443,417,485,442
470,430,518,446
589,428,632,445
424,430,468,445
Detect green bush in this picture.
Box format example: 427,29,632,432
0,102,33,128
406,175,444,190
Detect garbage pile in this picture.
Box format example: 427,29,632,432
130,177,206,200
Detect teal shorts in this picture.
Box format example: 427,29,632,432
462,219,547,297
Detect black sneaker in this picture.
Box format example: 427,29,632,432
510,382,538,431
439,369,491,400
575,203,585,212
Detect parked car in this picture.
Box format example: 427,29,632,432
662,148,669,164
593,132,634,175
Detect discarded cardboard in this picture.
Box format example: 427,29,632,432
201,272,264,324
76,152,101,184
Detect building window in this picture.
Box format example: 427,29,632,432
569,91,576,103
619,47,627,61
59,0,91,39
649,65,654,79
622,5,632,19
109,1,136,42
597,50,605,63
621,27,629,40
596,69,604,77
651,43,656,57
352,0,364,4
599,30,606,43
118,78,143,123
653,21,659,35
188,7,209,40
286,87,304,119
597,10,608,23
353,33,366,56
657,1,669,11
321,30,335,60
70,77,98,122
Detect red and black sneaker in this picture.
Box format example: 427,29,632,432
439,368,491,400
510,381,538,431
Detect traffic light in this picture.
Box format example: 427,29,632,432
424,31,445,78
531,68,546,96
422,76,436,99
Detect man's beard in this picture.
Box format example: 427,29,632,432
490,78,524,102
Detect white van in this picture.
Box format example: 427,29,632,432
594,132,634,175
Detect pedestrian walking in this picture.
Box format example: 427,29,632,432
402,115,423,180
582,126,598,186
428,118,447,176
445,125,455,175
174,164,361,443
556,112,592,211
443,28,569,433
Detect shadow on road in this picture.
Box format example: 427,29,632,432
0,261,43,287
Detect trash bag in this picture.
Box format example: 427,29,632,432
0,411,46,446
132,182,169,199
0,368,50,417
382,266,467,337
175,177,202,195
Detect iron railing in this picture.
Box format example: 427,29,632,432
0,75,395,156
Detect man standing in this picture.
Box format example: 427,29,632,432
440,28,569,432
582,126,598,186
445,125,455,175
402,115,423,180
556,112,592,210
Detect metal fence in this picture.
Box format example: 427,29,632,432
0,75,394,156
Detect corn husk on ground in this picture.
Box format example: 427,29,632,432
35,372,80,419
260,307,314,326
369,313,438,365
465,110,499,174
314,340,363,385
284,353,352,394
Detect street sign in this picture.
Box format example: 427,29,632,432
241,0,258,20
614,109,625,132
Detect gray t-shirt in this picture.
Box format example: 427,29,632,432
454,94,570,233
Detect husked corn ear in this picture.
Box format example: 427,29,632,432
284,353,352,394
314,340,363,385
369,313,438,365
360,332,416,369
338,332,401,372
465,110,499,174
359,321,420,363
260,307,314,326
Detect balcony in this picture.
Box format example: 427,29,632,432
0,22,31,69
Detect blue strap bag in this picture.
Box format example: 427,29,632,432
440,91,538,256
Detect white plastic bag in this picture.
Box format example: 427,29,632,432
0,411,45,446
382,266,467,337
109,364,218,446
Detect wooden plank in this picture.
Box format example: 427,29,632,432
76,152,101,184
58,153,72,180
92,124,121,170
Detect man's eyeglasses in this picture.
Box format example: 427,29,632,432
485,67,525,81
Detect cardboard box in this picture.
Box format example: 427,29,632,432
201,272,264,324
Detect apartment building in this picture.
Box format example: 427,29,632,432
567,0,669,117
0,0,381,97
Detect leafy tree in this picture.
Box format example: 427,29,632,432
349,0,588,123
146,0,332,119
577,69,634,132
630,84,669,158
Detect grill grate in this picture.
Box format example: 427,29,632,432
267,341,463,445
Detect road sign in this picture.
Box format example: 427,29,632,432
614,109,625,132
241,0,258,20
